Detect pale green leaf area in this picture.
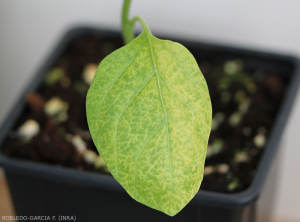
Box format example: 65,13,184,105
86,30,212,216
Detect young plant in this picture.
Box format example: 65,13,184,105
86,0,212,216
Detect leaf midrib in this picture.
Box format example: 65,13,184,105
147,33,174,212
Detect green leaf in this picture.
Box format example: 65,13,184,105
86,31,212,216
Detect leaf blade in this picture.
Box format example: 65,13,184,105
86,32,212,216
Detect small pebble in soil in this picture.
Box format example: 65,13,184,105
74,128,92,141
223,60,243,76
82,63,98,85
211,112,225,131
94,156,107,169
56,112,68,123
228,112,242,126
228,178,239,191
241,75,257,93
17,119,40,140
216,164,229,174
234,151,249,163
218,76,231,90
234,90,246,104
71,135,87,154
211,119,219,131
242,127,252,136
239,99,250,114
212,139,224,152
44,97,68,117
253,133,266,148
204,166,215,176
103,167,110,173
246,81,257,94
206,145,213,158
44,67,65,85
73,81,88,95
206,139,224,158
94,156,110,173
83,149,97,164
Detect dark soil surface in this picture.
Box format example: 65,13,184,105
2,31,290,193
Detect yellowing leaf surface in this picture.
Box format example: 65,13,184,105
86,31,212,216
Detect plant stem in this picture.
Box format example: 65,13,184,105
122,0,151,45
131,16,151,36
122,0,133,45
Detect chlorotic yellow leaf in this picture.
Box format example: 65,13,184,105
86,31,212,216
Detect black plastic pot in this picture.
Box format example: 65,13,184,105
0,27,299,222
